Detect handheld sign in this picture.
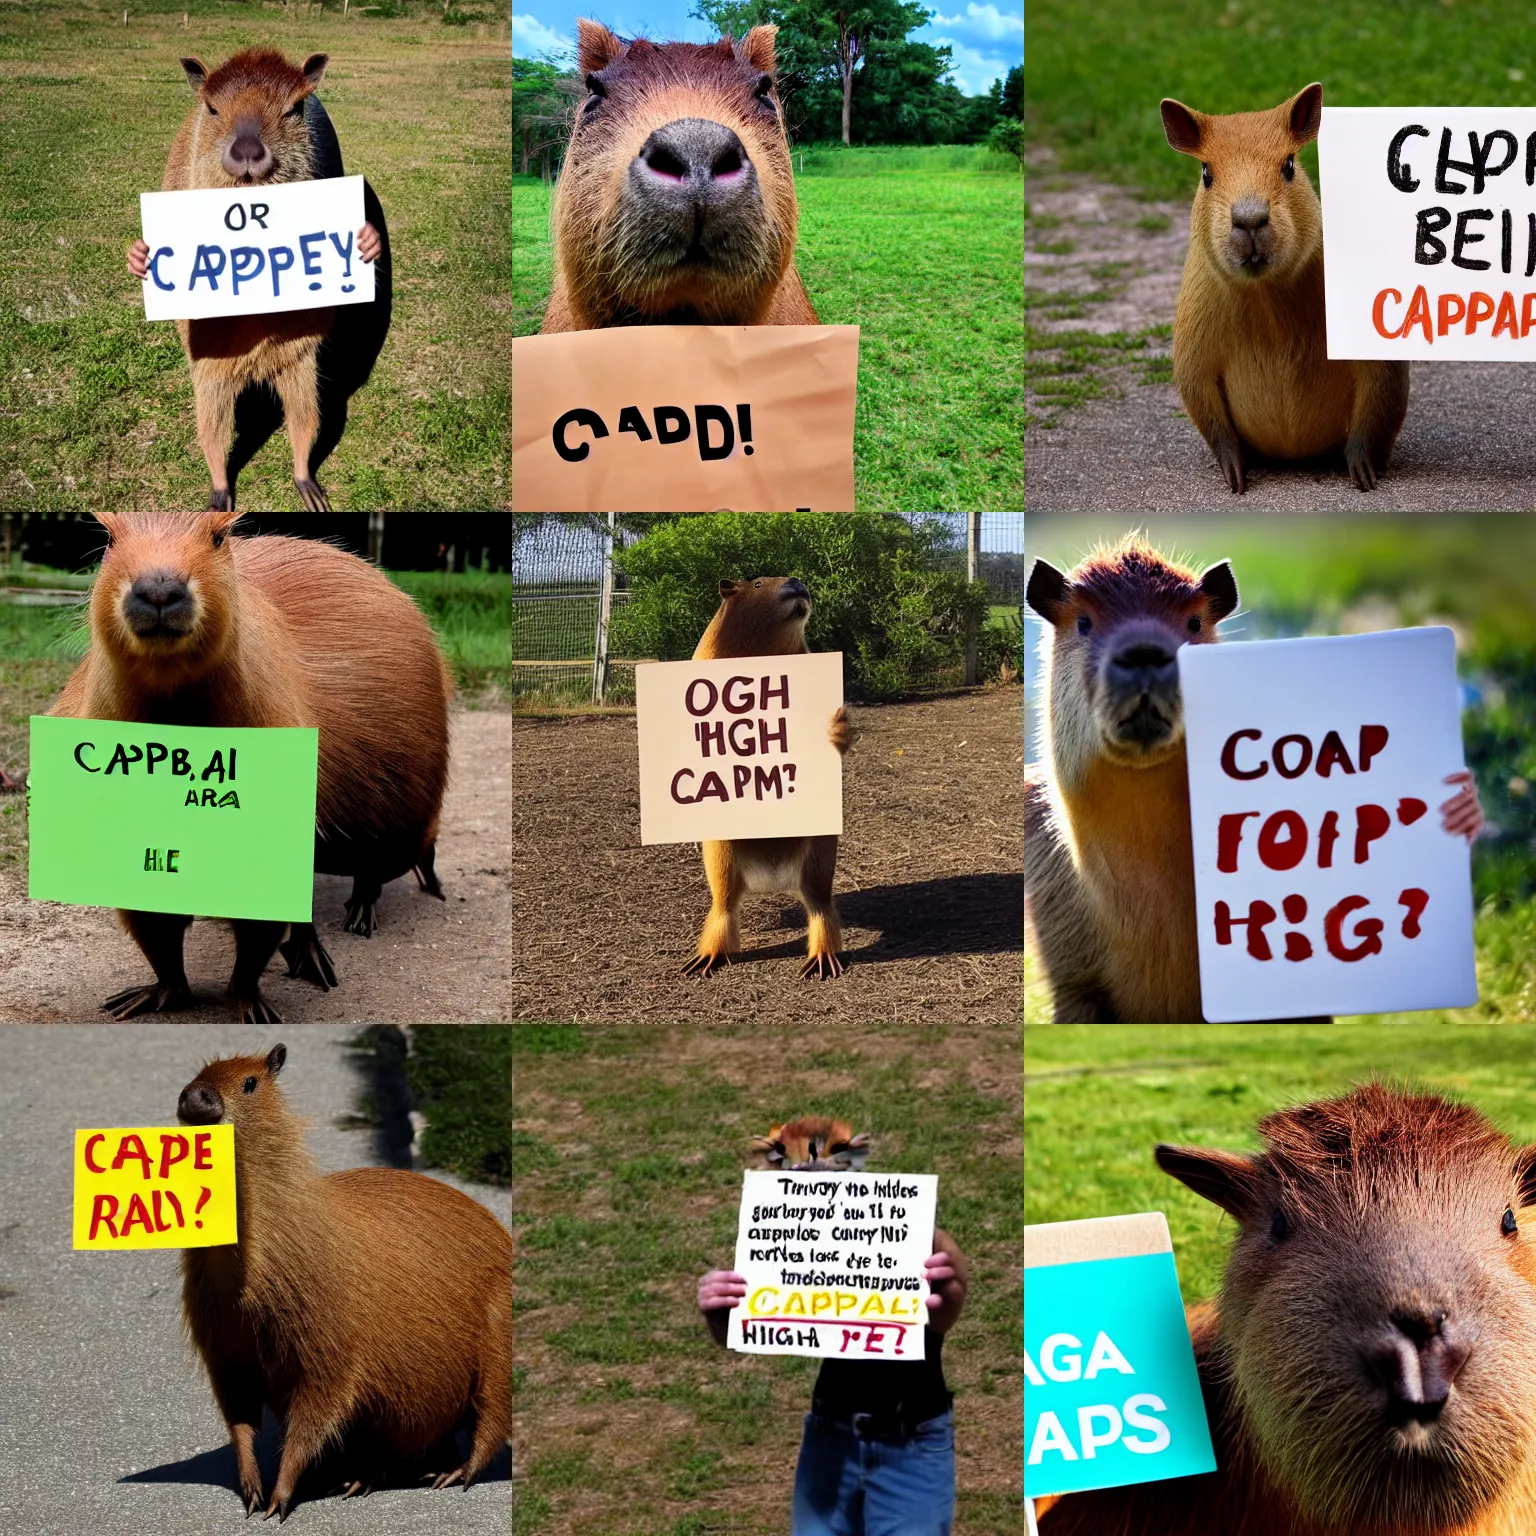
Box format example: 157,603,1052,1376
1025,1213,1216,1501
727,1168,937,1360
73,1124,237,1250
1181,628,1477,1021
1320,107,1536,359
511,325,858,511
27,717,319,923
138,176,372,323
635,651,843,845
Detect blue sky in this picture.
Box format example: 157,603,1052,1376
512,2,1022,96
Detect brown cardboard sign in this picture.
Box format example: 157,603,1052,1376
635,651,844,844
511,324,858,512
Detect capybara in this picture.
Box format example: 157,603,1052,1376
685,576,851,979
49,511,452,1023
1038,1085,1536,1535
752,1115,870,1171
1161,82,1408,492
177,1043,511,1520
126,49,392,512
542,19,818,329
1024,537,1481,1021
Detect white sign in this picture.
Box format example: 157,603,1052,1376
138,176,373,322
1181,628,1477,1021
727,1168,936,1360
634,650,844,845
1321,107,1536,359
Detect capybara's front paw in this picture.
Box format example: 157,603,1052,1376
1346,441,1379,491
429,1465,469,1491
799,950,846,981
294,477,331,513
101,979,192,1020
233,987,283,1026
208,486,234,512
828,705,852,753
682,949,731,978
241,1474,265,1517
342,897,377,937
1216,438,1246,494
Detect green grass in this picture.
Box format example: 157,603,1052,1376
0,1,510,512
792,143,1020,176
1027,0,1536,202
1025,1022,1536,1301
513,162,1023,511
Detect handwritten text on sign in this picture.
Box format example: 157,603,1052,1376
28,717,319,923
1319,108,1536,359
73,1125,237,1250
139,176,373,323
1180,628,1477,1021
511,325,858,512
635,651,844,844
728,1168,937,1360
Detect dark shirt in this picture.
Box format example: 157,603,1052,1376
811,1326,951,1426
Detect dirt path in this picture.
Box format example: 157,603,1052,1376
512,690,1023,1026
0,710,512,1025
1027,163,1536,511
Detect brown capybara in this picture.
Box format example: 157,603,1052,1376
178,1043,511,1520
752,1116,870,1171
685,576,850,979
1024,537,1481,1022
1038,1085,1536,1536
542,19,818,330
1161,82,1408,492
49,511,452,1024
126,49,392,512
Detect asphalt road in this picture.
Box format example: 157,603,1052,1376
0,1025,510,1535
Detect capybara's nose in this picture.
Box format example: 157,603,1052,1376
222,121,273,180
1367,1308,1469,1423
1231,197,1270,233
177,1083,225,1126
124,572,195,637
780,578,810,602
1108,642,1177,694
638,118,752,198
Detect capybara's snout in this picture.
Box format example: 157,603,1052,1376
124,571,196,638
779,577,810,613
178,1081,225,1126
624,116,764,265
1228,195,1275,269
221,115,275,182
1102,624,1182,748
635,117,753,197
1364,1305,1471,1426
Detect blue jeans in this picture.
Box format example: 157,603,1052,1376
791,1409,956,1536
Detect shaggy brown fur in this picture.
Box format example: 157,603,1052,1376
49,511,452,1022
684,576,851,979
542,19,817,329
1161,82,1408,492
751,1116,871,1171
1025,535,1236,1022
178,1044,511,1521
1039,1086,1536,1536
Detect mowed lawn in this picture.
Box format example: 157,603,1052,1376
512,154,1024,512
1025,1023,1536,1301
513,1019,1025,1536
0,1,510,512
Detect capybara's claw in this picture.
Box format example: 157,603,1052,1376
208,486,234,512
279,925,338,990
234,990,283,1026
338,1479,373,1499
799,952,845,981
682,951,730,977
101,980,192,1019
414,862,446,900
294,476,330,513
342,898,377,937
430,1467,467,1491
1347,447,1378,491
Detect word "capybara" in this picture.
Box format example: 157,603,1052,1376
543,20,817,329
50,512,452,1023
1024,536,1481,1021
127,50,392,512
1039,1084,1536,1535
178,1044,511,1520
685,576,850,979
1161,82,1409,492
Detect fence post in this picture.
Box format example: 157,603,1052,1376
963,510,981,686
366,511,385,565
592,512,616,704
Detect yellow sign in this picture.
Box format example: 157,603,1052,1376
72,1125,237,1250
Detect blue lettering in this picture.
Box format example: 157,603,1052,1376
188,245,227,292
269,245,295,297
230,246,265,294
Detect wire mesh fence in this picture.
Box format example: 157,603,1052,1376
511,513,1024,706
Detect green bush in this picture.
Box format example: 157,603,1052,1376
609,513,991,700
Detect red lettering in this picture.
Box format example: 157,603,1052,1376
1317,810,1340,869
1524,292,1536,338
1354,803,1391,864
151,1189,173,1233
1282,894,1312,961
158,1133,189,1180
1373,287,1405,339
83,1133,107,1174
1220,729,1268,780
120,1192,154,1237
88,1194,120,1241
1273,735,1313,779
1397,797,1427,827
193,1132,213,1171
1217,811,1259,873
1495,290,1519,338
112,1133,152,1180
1314,730,1355,777
1258,810,1308,872
1358,724,1389,772
1467,291,1496,334
1399,887,1431,939
1403,284,1432,342
1214,899,1277,960
162,1188,185,1228
1438,292,1466,335
1325,896,1384,962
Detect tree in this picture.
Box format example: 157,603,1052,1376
999,63,1022,121
512,58,576,178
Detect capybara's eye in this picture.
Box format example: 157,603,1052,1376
1187,615,1202,633
212,530,225,549
1271,1208,1289,1242
242,1076,257,1094
206,104,219,118
583,74,607,113
1282,154,1295,182
1201,162,1212,189
1504,1206,1519,1237
1076,614,1092,635
754,74,776,108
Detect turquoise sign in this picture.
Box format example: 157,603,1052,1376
1025,1250,1216,1499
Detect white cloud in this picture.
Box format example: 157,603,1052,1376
926,3,1023,43
924,35,1012,95
512,13,575,62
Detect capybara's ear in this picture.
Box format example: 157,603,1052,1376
1025,559,1071,624
1516,1145,1536,1209
1161,98,1204,156
718,578,743,600
94,511,125,544
180,57,209,93
751,1134,785,1165
577,18,625,75
266,1043,287,1077
736,25,779,76
1287,82,1323,146
1155,1143,1262,1220
843,1131,871,1168
301,53,329,91
1199,560,1240,624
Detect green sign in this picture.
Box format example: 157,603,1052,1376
1025,1250,1216,1499
27,717,318,923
